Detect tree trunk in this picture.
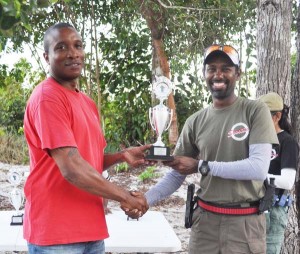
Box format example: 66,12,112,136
139,0,179,146
256,1,299,253
256,0,292,103
281,201,299,254
91,1,101,117
290,1,300,253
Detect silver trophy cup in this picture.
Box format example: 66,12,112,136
149,104,173,147
10,188,23,213
8,170,24,226
146,76,174,161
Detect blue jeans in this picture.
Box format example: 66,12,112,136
27,240,105,254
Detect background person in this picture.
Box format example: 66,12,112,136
129,44,278,254
259,92,299,254
23,22,149,254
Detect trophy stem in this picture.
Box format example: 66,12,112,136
153,136,165,147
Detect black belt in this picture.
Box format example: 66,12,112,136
200,200,260,209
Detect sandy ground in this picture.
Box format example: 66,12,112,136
0,162,200,254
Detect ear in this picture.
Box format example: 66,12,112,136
275,112,282,121
43,52,49,64
236,67,241,80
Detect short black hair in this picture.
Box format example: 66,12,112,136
43,22,75,52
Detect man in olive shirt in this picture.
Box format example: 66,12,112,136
138,45,278,254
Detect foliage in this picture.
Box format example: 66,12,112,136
0,0,262,152
11,0,155,150
138,165,159,182
114,162,129,173
0,0,60,51
96,4,153,148
0,59,41,133
134,0,259,132
0,130,29,164
174,75,207,130
146,0,258,100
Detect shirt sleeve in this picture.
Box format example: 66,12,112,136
34,100,76,150
280,136,299,169
209,143,271,181
145,169,186,206
249,101,279,145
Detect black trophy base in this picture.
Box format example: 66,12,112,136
10,214,23,226
145,146,174,161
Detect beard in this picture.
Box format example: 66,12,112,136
208,80,234,99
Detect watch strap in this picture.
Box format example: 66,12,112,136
198,160,209,176
197,160,203,174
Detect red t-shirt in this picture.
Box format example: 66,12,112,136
23,77,109,245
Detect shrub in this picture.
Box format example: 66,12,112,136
138,166,159,182
115,162,129,173
0,131,29,164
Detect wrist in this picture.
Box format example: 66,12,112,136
111,150,125,165
197,160,203,174
102,170,111,181
192,160,199,173
198,160,210,176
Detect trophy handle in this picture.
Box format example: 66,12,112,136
149,108,156,131
165,109,173,131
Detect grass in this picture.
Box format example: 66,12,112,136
115,162,129,173
0,132,29,165
138,166,159,182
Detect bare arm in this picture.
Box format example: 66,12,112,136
49,147,148,213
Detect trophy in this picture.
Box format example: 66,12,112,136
8,169,24,226
146,76,174,161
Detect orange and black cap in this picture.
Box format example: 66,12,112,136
204,44,240,67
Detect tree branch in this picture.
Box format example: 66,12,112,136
156,0,225,12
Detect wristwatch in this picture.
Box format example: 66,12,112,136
198,161,210,176
102,170,111,181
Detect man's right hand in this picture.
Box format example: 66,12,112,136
163,156,198,175
120,191,149,218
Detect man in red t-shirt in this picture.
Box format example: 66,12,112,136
23,22,150,254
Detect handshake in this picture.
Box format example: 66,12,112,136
120,190,149,219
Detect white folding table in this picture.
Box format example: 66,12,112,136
0,210,181,253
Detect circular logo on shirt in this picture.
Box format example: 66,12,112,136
270,148,278,160
227,123,249,141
